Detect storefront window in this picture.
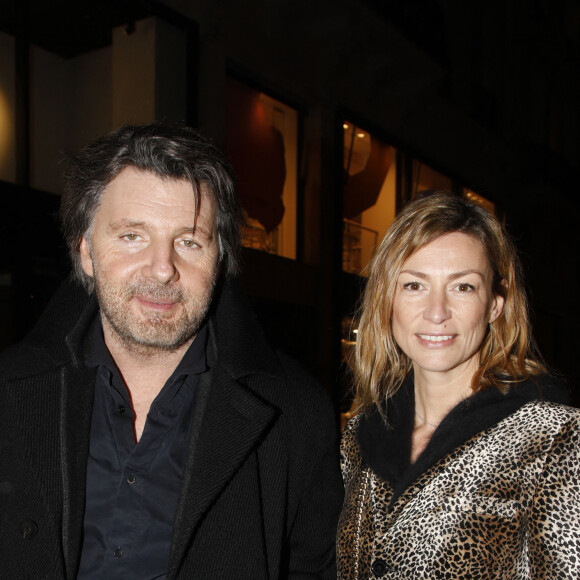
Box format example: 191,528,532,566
226,77,298,260
342,122,396,276
410,158,453,197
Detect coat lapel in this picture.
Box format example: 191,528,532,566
59,288,98,579
59,363,95,579
168,364,279,576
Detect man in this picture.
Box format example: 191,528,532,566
0,123,343,578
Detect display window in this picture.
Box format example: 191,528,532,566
226,77,298,260
342,122,396,276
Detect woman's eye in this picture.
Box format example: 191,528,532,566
403,281,421,291
456,283,475,292
181,239,199,248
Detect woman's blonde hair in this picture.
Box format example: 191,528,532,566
353,192,546,414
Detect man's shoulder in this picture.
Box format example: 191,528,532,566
210,279,336,422
276,351,326,396
211,280,325,397
248,349,335,423
0,335,64,382
0,279,92,381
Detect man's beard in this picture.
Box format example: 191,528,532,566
94,272,215,353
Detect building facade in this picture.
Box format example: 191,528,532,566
0,0,578,406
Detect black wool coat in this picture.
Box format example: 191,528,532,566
0,278,343,579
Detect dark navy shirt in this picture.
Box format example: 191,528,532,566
77,316,207,579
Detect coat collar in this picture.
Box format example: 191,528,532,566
0,278,93,376
205,278,284,380
358,373,569,503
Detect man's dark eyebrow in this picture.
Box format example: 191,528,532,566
177,225,214,241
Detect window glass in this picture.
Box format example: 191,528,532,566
342,122,397,276
410,158,453,197
226,77,298,259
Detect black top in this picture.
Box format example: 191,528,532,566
77,315,207,579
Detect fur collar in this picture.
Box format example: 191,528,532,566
358,374,569,503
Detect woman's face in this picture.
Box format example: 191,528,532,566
392,232,504,384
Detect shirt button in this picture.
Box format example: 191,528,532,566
371,558,389,577
118,405,125,414
113,547,123,558
127,474,136,485
20,519,38,540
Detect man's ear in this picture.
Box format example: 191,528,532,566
79,237,94,278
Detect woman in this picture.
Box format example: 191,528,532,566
337,192,580,579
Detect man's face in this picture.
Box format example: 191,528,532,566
80,166,220,353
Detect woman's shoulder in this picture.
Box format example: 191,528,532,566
491,374,577,431
502,399,580,455
512,401,580,483
518,399,580,426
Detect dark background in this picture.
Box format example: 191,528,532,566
0,0,578,407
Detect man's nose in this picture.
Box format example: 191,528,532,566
423,288,451,324
141,241,179,284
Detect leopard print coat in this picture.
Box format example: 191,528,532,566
337,377,580,579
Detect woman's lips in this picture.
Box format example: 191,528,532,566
416,333,457,347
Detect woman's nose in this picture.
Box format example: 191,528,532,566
423,289,451,324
